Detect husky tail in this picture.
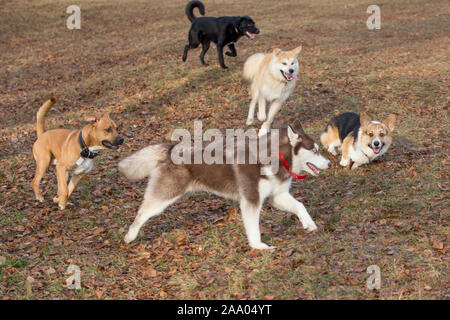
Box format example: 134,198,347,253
243,53,266,82
118,144,170,180
185,0,205,23
36,97,56,138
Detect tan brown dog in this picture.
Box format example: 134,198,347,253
31,97,124,210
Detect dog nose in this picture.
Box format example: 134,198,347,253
327,161,332,168
117,136,124,145
374,140,380,147
289,68,294,74
255,29,260,34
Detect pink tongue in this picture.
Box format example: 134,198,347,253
374,148,380,154
292,74,298,80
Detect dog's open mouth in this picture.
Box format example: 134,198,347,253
306,162,320,176
246,31,256,39
280,70,297,81
102,140,120,150
370,144,383,154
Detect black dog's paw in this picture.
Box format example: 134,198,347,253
221,65,228,69
225,52,237,57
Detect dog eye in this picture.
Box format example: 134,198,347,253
369,132,374,137
380,133,384,137
282,62,287,65
291,62,294,65
105,127,113,133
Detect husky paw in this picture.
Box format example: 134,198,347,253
257,112,266,122
250,242,275,250
246,118,254,126
303,220,318,232
36,196,44,203
58,204,66,211
124,231,137,244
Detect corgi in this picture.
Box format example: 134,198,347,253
320,112,396,170
243,46,303,137
118,120,330,250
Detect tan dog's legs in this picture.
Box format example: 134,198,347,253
53,165,69,210
32,150,51,202
67,174,83,198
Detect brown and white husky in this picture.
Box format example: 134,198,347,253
244,46,303,137
119,121,330,250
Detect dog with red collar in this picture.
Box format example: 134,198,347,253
119,120,330,250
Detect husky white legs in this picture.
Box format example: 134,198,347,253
271,192,317,231
124,196,179,243
240,199,274,250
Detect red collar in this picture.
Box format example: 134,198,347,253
279,152,306,180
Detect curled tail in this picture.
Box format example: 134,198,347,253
36,97,56,137
118,144,170,180
243,53,266,82
185,0,205,22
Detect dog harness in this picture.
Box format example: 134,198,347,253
278,152,306,180
78,131,100,159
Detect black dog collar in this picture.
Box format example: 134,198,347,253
78,131,100,159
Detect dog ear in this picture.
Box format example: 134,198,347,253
292,120,305,134
287,125,302,146
292,45,302,58
84,115,98,123
385,114,396,133
360,113,371,129
273,48,281,56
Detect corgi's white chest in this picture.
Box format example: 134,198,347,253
349,147,370,164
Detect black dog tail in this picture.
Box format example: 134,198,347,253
185,0,205,22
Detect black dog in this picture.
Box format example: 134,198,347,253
182,0,259,69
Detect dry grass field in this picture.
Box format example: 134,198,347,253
0,0,448,299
